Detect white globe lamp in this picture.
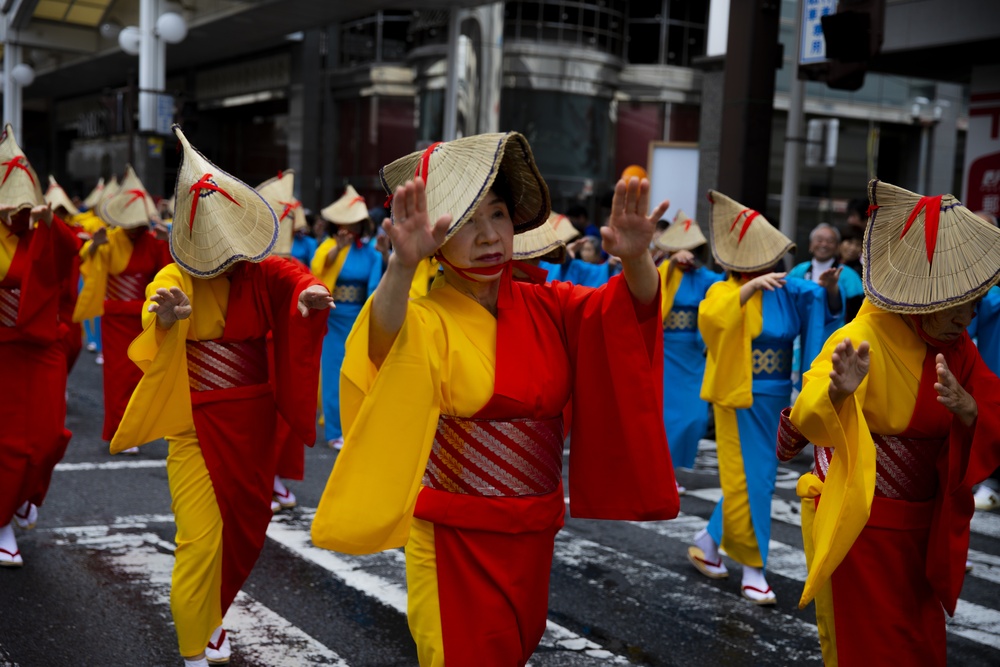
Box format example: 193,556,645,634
156,12,187,44
11,63,35,87
119,26,142,55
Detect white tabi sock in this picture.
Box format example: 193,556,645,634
693,528,721,563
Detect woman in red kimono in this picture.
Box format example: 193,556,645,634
0,124,81,567
312,132,679,666
74,165,172,449
780,179,1000,666
110,126,332,667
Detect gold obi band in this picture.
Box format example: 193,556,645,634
751,342,792,380
664,306,698,333
422,415,564,497
332,280,367,305
0,287,20,327
186,338,268,391
107,272,147,301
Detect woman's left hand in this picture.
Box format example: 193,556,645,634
297,284,335,317
601,177,669,261
935,354,977,426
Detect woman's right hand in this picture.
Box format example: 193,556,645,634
384,178,452,270
148,286,192,328
828,337,870,407
92,227,109,247
749,271,787,292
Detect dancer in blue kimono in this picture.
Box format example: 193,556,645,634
312,185,383,449
654,211,723,491
541,235,620,287
688,191,840,605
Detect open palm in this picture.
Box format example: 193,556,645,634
385,178,452,269
601,177,669,261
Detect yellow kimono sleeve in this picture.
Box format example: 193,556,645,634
72,228,134,322
408,257,440,299
789,302,921,608
658,261,684,327
311,238,349,291
312,299,443,554
109,265,197,454
698,277,761,408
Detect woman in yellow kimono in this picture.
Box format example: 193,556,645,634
312,132,680,666
780,180,1000,666
111,126,331,667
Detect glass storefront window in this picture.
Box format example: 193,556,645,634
625,0,709,66
504,1,626,57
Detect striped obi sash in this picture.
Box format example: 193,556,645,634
751,341,793,380
814,433,944,502
422,415,564,497
332,280,368,305
107,272,147,301
186,338,268,392
0,287,20,326
664,305,698,333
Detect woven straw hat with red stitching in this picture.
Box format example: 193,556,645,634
864,179,1000,313
321,184,369,225
548,211,581,244
654,210,707,252
707,190,794,272
513,214,566,262
82,177,104,210
100,164,157,229
0,123,44,214
97,175,120,213
379,132,550,242
46,175,80,216
170,124,278,278
257,169,306,257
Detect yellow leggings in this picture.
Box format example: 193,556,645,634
406,517,445,667
166,427,224,657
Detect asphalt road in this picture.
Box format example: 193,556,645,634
1,353,999,666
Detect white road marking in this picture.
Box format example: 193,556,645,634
54,459,167,472
50,524,348,666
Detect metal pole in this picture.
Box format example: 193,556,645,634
917,122,930,193
442,7,461,141
138,0,159,133
779,0,806,258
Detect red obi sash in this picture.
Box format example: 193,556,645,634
0,288,21,326
107,272,147,302
422,415,564,497
186,339,268,392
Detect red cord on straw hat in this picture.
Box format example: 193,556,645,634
684,218,691,232
188,173,241,232
730,208,760,244
899,195,943,265
126,189,147,208
1,155,34,185
415,142,443,182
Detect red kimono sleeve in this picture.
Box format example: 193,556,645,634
557,274,679,521
254,256,328,446
928,339,1000,614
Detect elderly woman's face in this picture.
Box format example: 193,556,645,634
809,227,838,261
439,191,513,282
920,301,978,342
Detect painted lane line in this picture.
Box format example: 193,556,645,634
633,515,1000,651
54,459,168,472
50,525,348,666
267,512,627,662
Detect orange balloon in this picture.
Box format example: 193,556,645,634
621,164,648,182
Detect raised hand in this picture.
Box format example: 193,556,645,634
935,354,977,426
335,228,354,251
297,284,334,317
739,272,786,306
669,249,695,268
601,177,669,261
92,227,109,246
0,204,17,226
30,205,53,227
828,337,871,407
817,266,842,291
148,286,192,328
385,177,452,270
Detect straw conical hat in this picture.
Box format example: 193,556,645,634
82,177,105,210
321,184,369,225
170,125,277,278
513,215,565,261
97,175,120,211
707,190,794,272
863,179,1000,313
654,210,707,252
0,123,44,213
256,170,305,257
99,165,156,229
380,132,550,242
548,211,581,244
46,175,80,217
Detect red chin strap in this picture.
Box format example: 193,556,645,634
436,253,509,281
908,314,955,349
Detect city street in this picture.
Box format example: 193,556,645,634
2,355,999,666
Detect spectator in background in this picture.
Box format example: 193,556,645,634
838,223,863,276
845,197,869,231
566,204,591,237
789,222,864,324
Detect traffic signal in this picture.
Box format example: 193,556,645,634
799,0,885,91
